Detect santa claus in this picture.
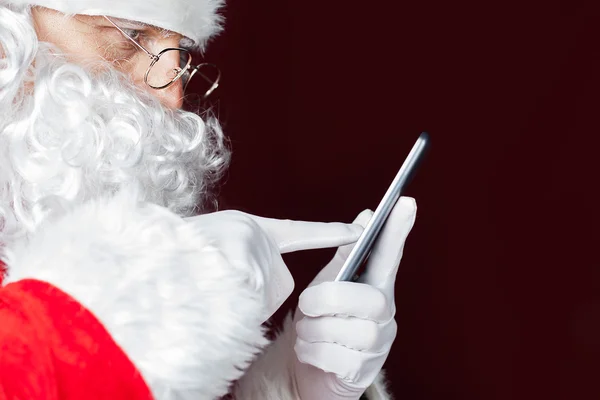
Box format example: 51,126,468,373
0,1,417,399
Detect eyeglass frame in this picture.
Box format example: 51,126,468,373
103,16,220,99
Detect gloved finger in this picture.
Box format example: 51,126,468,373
247,214,363,254
361,197,416,293
332,209,374,261
296,315,397,353
298,281,393,323
294,337,387,387
308,209,373,286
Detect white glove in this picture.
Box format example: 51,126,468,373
184,210,364,322
292,197,417,399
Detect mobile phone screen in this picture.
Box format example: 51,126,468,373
334,132,430,281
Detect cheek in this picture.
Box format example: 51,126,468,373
111,54,149,86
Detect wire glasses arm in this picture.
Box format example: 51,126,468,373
103,16,154,58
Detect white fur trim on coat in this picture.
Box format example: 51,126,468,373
3,189,268,400
232,313,394,400
6,0,225,49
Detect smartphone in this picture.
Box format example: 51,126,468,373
334,132,430,281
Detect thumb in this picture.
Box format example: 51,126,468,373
306,209,374,286
361,196,417,294
247,215,363,254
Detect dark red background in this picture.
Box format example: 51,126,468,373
193,1,600,398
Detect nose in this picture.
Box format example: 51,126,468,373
147,48,184,109
132,65,185,109
131,42,185,109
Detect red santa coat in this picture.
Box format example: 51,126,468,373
0,192,392,400
0,277,152,399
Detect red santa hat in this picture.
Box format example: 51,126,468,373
5,0,225,49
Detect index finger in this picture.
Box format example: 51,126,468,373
247,215,363,254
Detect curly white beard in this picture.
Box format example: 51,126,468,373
0,4,231,249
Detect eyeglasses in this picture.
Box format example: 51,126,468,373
103,16,221,100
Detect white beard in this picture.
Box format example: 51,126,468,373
0,5,230,249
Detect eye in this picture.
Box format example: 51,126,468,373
121,28,142,42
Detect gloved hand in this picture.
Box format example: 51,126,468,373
292,197,417,399
184,209,364,322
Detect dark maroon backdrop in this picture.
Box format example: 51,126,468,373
191,1,600,398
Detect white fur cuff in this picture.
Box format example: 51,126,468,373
4,190,269,400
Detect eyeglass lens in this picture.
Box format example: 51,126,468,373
146,49,191,89
185,63,221,98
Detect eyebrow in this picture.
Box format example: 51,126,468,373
108,17,177,39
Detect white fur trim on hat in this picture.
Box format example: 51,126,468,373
6,0,225,49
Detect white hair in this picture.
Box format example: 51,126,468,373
0,4,231,249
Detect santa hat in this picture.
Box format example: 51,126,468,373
6,0,225,49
